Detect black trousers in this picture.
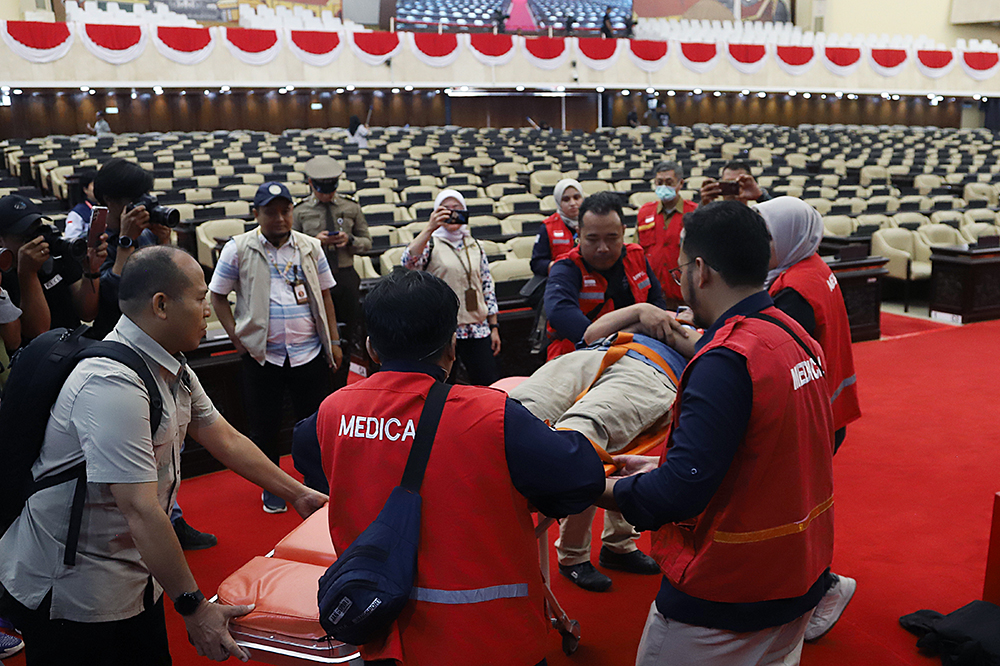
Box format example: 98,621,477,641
0,584,170,666
242,353,332,467
452,336,500,386
329,265,361,391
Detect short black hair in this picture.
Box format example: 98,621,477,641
578,191,624,231
79,170,98,190
364,268,459,363
721,160,752,176
94,158,153,205
681,201,771,288
119,246,193,315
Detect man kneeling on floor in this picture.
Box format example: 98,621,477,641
316,268,606,666
510,302,687,592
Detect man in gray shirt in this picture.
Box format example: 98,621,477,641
0,246,328,664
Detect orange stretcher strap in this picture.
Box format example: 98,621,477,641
712,496,835,544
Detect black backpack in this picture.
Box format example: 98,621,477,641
317,381,450,646
0,325,163,566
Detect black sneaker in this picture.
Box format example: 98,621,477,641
262,491,288,514
558,562,612,592
173,517,218,551
598,547,661,575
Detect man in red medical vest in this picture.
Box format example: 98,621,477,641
599,201,836,665
545,191,667,361
634,160,698,308
316,268,605,666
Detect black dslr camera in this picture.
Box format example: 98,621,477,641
127,194,180,228
36,224,87,262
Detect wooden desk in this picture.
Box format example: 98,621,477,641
930,245,1000,324
819,235,872,258
826,255,890,342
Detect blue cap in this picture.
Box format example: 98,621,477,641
254,182,292,208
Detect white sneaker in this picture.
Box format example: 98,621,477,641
805,574,857,641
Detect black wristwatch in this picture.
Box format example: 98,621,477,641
117,235,135,249
173,589,206,616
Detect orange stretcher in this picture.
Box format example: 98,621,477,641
215,336,675,662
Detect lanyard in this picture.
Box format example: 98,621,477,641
258,230,300,288
443,237,476,290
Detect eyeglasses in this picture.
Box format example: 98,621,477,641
669,259,697,285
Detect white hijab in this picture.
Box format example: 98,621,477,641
755,196,824,288
553,178,584,230
431,189,470,245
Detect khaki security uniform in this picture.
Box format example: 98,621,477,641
292,194,372,268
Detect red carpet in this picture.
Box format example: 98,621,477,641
880,312,953,339
7,319,1000,666
507,0,539,32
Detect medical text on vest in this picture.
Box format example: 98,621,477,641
340,415,417,441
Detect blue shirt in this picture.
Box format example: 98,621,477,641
613,291,825,632
544,251,667,349
590,333,686,380
299,359,606,519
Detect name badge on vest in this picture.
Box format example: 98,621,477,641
465,287,478,312
294,281,309,305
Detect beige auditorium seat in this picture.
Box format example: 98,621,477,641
897,194,931,213
506,235,537,260
353,254,380,278
855,214,892,230
929,210,964,229
195,218,246,268
914,174,943,195
368,225,400,249
890,212,931,230
496,193,542,215
962,222,1000,244
380,246,407,275
395,222,426,245
196,175,220,189
362,203,412,224
182,188,214,204
401,185,439,204
871,227,932,312
771,185,805,199
962,209,999,228
489,257,533,283
356,188,399,205
629,191,659,209
865,195,900,214
804,198,832,215
529,170,563,196
486,182,527,199
963,182,998,207
822,215,854,238
917,223,965,247
860,165,890,187
578,180,611,195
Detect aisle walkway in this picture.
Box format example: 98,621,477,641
507,0,539,31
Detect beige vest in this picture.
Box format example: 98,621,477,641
231,229,334,366
427,236,488,326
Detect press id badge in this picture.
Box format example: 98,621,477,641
465,287,478,312
294,282,309,305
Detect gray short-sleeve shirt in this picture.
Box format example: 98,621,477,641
0,316,218,622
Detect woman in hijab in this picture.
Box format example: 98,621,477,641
755,195,861,643
755,196,860,450
346,115,369,149
530,179,585,276
402,189,500,385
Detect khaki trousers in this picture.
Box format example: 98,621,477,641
510,349,677,565
635,602,810,666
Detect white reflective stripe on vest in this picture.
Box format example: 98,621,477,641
830,374,857,403
410,583,529,605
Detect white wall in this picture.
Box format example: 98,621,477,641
808,0,1000,46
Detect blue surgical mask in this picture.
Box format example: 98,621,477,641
656,185,676,202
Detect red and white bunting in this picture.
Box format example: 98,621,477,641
221,27,280,66
287,29,341,67
961,51,1000,81
822,46,862,77
349,31,401,67
78,23,146,65
676,41,718,74
575,37,620,71
1,20,73,63
774,45,816,76
407,32,460,68
914,49,956,79
868,47,908,77
522,36,568,70
627,39,668,72
465,33,515,67
726,43,767,75
152,25,215,65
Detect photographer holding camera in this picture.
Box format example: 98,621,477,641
0,195,107,345
401,189,500,386
91,158,177,339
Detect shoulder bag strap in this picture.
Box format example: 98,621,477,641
745,311,822,370
399,381,452,494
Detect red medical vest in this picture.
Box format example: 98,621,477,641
318,372,549,665
543,212,576,263
650,307,835,603
770,253,861,431
635,198,698,304
546,243,652,360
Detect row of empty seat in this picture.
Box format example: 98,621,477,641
64,0,201,26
